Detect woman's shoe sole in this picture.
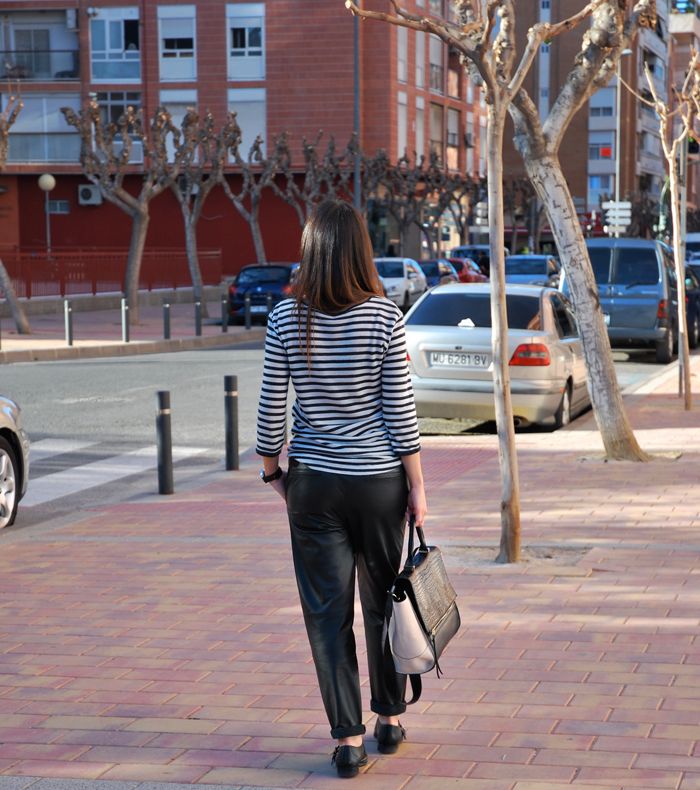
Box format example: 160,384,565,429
377,742,400,755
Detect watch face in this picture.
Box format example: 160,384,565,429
259,468,266,480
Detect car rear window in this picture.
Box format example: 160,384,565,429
238,266,291,285
614,247,659,286
419,262,440,277
406,292,541,330
505,257,546,275
587,247,612,284
375,260,404,278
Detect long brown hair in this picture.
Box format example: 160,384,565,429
294,199,383,363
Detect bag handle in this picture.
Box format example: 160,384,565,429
405,514,428,568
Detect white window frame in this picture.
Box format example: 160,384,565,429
397,26,407,83
95,91,143,163
415,30,425,89
228,87,266,156
4,91,80,163
158,5,196,82
398,90,408,157
90,6,140,84
227,2,265,81
160,89,197,161
415,96,425,160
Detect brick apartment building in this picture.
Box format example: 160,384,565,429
504,0,673,230
0,0,487,277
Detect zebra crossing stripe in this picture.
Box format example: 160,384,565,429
22,445,208,508
29,439,100,464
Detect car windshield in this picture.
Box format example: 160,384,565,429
419,262,440,277
614,248,659,286
505,257,546,275
375,260,404,278
406,292,541,330
237,266,291,285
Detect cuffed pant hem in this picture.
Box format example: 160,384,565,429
330,723,366,739
371,700,407,716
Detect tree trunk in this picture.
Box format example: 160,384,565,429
668,161,692,409
124,210,150,325
250,195,267,265
182,209,209,318
488,106,521,564
525,154,650,460
0,260,31,335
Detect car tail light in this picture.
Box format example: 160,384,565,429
657,299,668,319
281,284,293,296
509,343,551,366
228,283,237,297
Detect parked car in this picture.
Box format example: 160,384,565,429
451,244,510,276
418,259,459,287
683,266,700,349
404,284,590,429
685,232,700,260
560,238,678,364
688,252,700,281
0,395,30,529
505,254,560,287
227,263,296,323
374,257,428,310
447,257,489,284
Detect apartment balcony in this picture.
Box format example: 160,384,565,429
637,150,665,177
670,2,700,38
1,49,79,81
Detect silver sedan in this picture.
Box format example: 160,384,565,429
405,283,590,429
0,395,30,528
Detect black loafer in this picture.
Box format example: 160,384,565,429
332,743,368,778
374,720,406,754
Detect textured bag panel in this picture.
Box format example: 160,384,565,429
399,548,457,633
433,601,461,658
388,598,436,675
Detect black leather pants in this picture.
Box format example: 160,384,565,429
286,460,408,739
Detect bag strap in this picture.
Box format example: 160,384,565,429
405,515,428,569
405,673,422,705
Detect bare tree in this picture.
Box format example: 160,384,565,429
634,52,700,409
220,123,286,265
62,102,183,323
169,109,231,317
0,92,30,335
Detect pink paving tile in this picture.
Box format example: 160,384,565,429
1,759,115,778
171,748,277,767
97,762,210,782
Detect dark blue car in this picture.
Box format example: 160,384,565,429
418,259,459,288
228,263,297,323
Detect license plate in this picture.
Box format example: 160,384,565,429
250,305,268,314
603,313,610,326
430,351,490,368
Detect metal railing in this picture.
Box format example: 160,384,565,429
0,49,79,81
0,248,223,299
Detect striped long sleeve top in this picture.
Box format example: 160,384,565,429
256,296,421,475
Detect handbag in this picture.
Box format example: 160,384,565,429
385,515,461,704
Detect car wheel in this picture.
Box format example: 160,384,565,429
0,436,19,529
688,313,699,350
655,327,674,364
553,382,572,430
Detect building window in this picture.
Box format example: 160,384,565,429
416,96,425,160
161,89,197,160
446,108,459,170
542,0,550,7
5,92,80,163
540,43,550,54
429,34,443,94
228,87,266,155
589,131,613,160
95,91,143,162
430,102,443,162
429,0,443,15
227,3,264,81
415,31,425,88
589,175,611,190
90,7,140,82
398,91,407,156
397,26,407,83
48,199,70,214
158,5,196,82
590,106,613,117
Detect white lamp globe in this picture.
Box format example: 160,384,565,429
38,173,56,192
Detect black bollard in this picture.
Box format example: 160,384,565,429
64,299,73,346
121,298,130,343
194,301,202,337
244,293,252,330
156,390,174,495
163,302,171,340
221,296,228,333
224,375,239,471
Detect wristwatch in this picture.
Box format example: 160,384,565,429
260,467,283,483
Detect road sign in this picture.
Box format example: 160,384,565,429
604,224,629,235
601,200,632,210
602,200,631,232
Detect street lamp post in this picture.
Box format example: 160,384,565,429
614,49,633,238
38,173,56,257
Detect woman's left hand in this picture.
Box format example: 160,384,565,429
269,472,287,502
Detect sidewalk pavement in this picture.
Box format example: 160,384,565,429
0,299,266,364
0,354,699,788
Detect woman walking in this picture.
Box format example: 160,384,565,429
256,200,427,778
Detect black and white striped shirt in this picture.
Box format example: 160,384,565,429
256,296,421,475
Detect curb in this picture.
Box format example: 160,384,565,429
0,327,267,365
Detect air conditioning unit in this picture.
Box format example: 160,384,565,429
65,9,78,30
78,184,102,206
